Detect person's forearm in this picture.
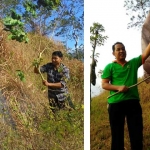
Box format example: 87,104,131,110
42,80,64,88
143,43,150,62
48,82,63,88
102,82,119,91
102,82,128,92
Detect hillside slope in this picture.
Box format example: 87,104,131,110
0,28,84,149
91,78,150,150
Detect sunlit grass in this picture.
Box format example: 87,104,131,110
0,29,84,149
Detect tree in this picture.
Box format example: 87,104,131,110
0,0,21,18
90,22,108,100
67,44,84,61
1,0,83,60
23,0,61,35
54,0,84,59
124,0,150,29
2,0,61,43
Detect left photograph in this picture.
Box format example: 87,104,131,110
0,0,84,149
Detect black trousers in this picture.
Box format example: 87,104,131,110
108,100,143,150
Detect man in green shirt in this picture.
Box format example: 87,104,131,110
101,42,150,150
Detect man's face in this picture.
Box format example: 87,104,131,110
52,55,62,66
113,44,126,61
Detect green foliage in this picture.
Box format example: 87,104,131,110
11,9,22,20
32,57,43,68
8,29,29,43
90,22,108,48
57,65,63,72
37,0,60,9
3,0,61,43
23,0,37,17
39,105,83,148
16,70,26,82
3,9,29,43
4,17,23,29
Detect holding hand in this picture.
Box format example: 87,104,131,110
118,85,129,92
42,80,49,86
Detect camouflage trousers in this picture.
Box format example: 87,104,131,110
49,97,65,113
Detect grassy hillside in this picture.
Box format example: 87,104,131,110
0,27,83,150
91,78,150,150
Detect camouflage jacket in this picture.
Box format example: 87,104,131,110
40,63,70,101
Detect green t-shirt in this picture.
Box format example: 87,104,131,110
101,55,142,103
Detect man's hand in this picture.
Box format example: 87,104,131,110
42,81,63,88
42,80,49,86
117,85,129,92
102,79,129,92
34,67,39,74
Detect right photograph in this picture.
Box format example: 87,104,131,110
90,0,150,150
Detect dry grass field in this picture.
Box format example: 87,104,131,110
0,28,84,150
91,78,150,150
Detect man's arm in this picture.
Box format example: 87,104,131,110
42,67,70,88
102,78,128,92
42,80,63,88
142,43,150,63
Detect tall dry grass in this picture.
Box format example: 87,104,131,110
91,78,150,150
0,29,83,150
